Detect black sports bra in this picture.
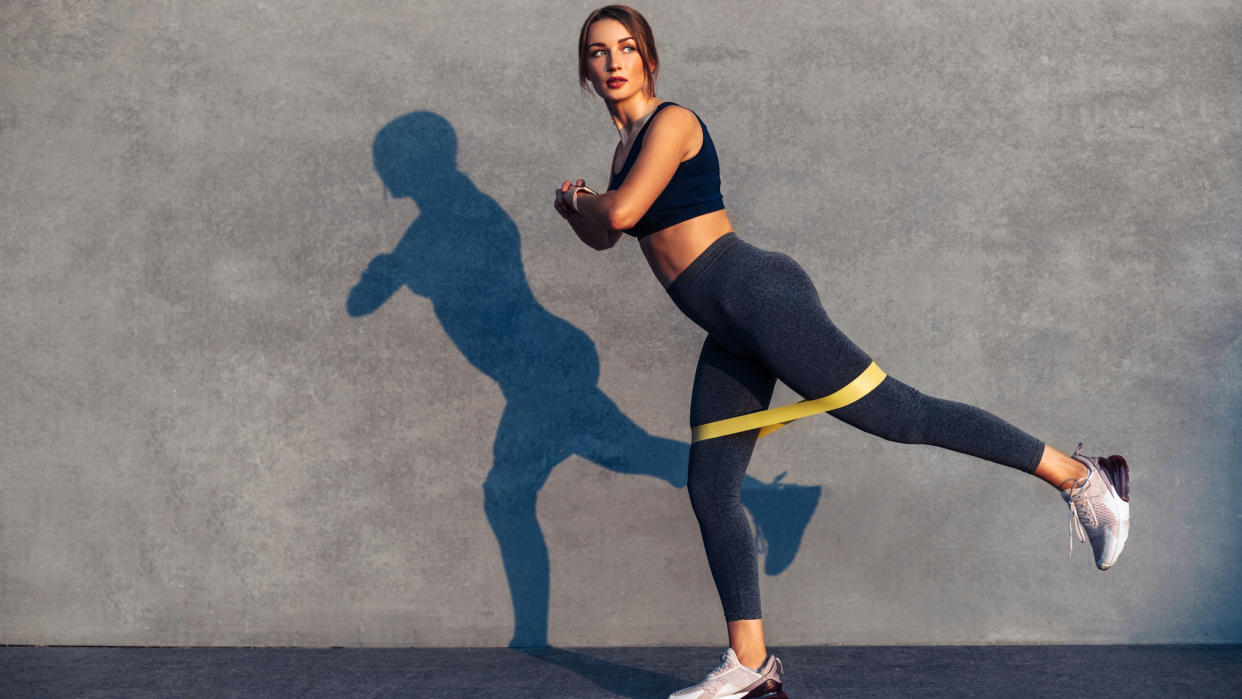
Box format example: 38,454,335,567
607,102,725,238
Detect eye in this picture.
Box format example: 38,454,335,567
622,45,636,53
591,49,606,58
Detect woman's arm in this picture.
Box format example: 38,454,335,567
576,105,701,232
554,179,623,250
555,105,702,247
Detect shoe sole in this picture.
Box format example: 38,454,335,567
685,679,786,699
675,687,786,699
742,679,787,699
718,682,787,699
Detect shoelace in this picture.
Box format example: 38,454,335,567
674,652,768,697
1064,443,1097,557
682,651,733,689
705,652,761,686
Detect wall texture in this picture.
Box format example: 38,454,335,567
2,0,1239,647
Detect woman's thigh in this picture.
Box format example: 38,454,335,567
690,335,778,428
730,251,874,400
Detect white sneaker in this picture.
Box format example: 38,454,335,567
669,649,787,699
1063,443,1131,570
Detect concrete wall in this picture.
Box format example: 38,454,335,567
2,0,1238,647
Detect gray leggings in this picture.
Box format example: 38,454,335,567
666,233,1044,621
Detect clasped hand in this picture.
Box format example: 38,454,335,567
553,179,593,219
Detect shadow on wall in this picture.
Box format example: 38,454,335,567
347,111,821,651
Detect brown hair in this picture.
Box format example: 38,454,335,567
578,5,659,98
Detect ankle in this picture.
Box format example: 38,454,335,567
1033,446,1090,491
1065,457,1090,487
735,648,767,671
727,617,768,670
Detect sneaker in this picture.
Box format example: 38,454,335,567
741,472,821,576
670,649,787,699
1062,443,1131,570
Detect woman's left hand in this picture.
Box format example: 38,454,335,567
553,179,587,218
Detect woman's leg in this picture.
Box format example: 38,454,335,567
739,250,1049,476
719,246,1125,572
688,336,777,669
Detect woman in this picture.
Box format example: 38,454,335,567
554,7,1131,697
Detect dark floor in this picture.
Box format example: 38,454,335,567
2,645,1240,698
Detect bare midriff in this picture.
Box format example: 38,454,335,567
640,208,734,288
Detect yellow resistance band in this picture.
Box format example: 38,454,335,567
691,362,887,443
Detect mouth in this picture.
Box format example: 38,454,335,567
606,77,627,88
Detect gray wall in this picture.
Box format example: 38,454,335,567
3,0,1239,647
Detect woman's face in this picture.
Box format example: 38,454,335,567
584,18,650,101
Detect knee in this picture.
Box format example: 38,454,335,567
685,469,710,516
887,389,930,444
686,453,742,521
886,381,934,444
842,378,932,445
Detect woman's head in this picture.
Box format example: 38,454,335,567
578,5,658,99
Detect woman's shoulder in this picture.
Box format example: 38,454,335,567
645,102,702,138
651,101,700,122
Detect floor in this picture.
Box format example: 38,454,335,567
3,645,1240,698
